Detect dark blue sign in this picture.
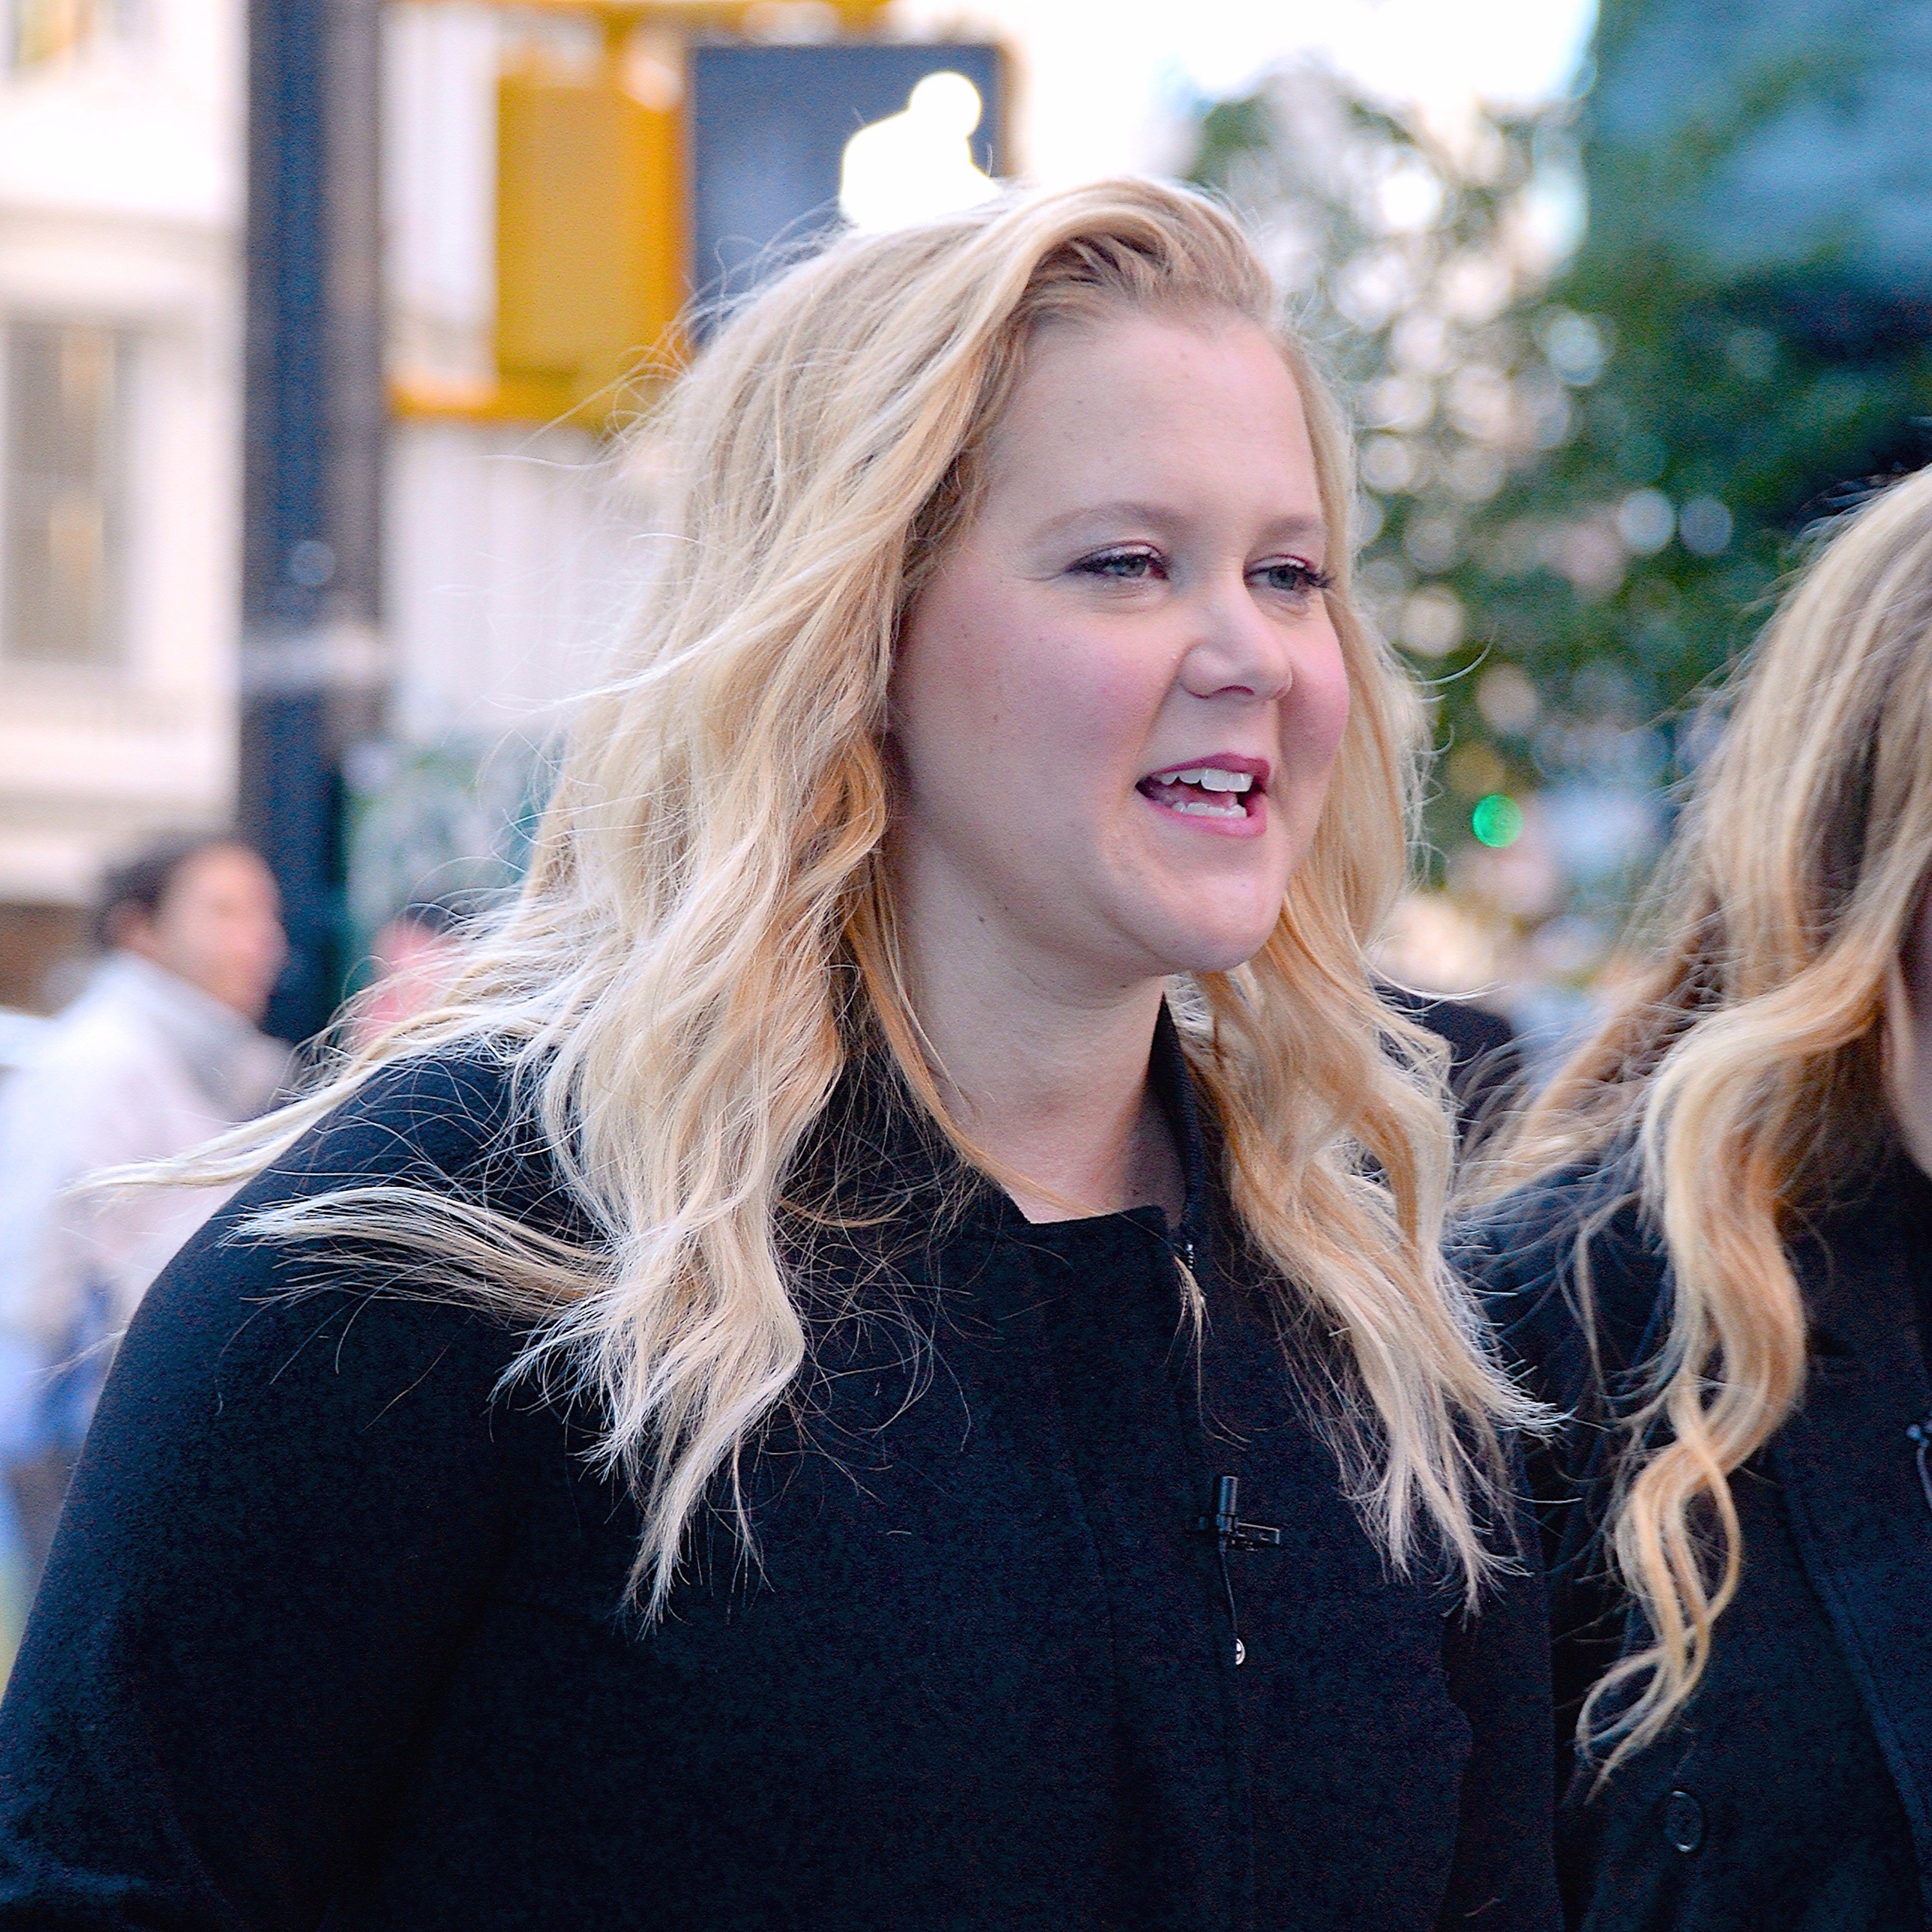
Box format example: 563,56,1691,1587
688,41,1005,315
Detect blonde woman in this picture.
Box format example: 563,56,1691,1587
0,182,1557,1930
1463,469,1932,1928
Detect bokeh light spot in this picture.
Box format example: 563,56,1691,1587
1472,793,1524,848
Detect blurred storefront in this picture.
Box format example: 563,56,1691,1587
349,1,1006,1014
0,0,245,1011
0,0,1010,1028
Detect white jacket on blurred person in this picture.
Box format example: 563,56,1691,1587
0,953,289,1463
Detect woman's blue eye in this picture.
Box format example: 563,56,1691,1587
1077,549,1164,582
1257,560,1334,597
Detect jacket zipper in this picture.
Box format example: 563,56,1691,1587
1173,1231,1283,1665
1906,1413,1932,1519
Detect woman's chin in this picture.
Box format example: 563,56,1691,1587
1143,914,1283,981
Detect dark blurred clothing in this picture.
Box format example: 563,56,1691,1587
1461,1153,1928,1931
1386,987,1520,1137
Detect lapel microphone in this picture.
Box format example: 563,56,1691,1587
1195,1475,1280,1665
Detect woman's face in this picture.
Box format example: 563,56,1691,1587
890,309,1351,998
121,844,287,1024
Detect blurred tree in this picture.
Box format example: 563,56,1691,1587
1189,0,1932,867
1189,68,1612,860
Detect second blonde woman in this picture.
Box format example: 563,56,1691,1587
1464,468,1932,1929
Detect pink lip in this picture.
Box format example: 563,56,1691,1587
1139,752,1272,790
1136,752,1273,840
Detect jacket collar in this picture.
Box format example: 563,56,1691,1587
1148,998,1214,1256
974,998,1215,1260
806,998,1216,1263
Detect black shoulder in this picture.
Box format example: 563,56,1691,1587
272,1049,523,1187
123,1049,558,1379
113,1048,578,1407
1454,1158,1667,1414
252,1048,572,1233
8,1068,548,1917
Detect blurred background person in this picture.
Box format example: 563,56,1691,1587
348,898,469,1053
0,835,289,1587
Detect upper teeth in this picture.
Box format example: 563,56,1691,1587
1160,767,1253,793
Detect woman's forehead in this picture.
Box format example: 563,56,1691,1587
976,313,1318,523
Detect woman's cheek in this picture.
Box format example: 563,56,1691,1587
1289,634,1353,773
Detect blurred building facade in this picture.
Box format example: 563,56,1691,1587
0,0,1009,1022
355,3,661,963
356,4,1005,963
0,0,245,1010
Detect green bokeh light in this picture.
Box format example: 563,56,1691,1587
1471,793,1524,848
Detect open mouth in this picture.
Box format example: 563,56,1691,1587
1137,757,1269,822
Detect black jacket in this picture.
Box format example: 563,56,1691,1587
1381,988,1520,1139
1463,1157,1932,1929
0,1027,1560,1930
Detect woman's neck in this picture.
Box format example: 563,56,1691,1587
904,944,1184,1226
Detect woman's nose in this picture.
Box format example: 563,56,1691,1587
1177,579,1296,703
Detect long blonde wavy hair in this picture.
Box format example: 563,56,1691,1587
1480,464,1932,1766
179,179,1531,1615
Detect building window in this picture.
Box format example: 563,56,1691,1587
3,322,128,667
6,0,141,70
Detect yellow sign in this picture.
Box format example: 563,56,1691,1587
388,0,895,430
495,52,683,424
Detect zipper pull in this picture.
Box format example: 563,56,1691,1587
1908,1415,1932,1518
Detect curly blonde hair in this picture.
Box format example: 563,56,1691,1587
1480,465,1932,1766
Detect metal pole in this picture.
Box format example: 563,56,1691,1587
240,0,386,1044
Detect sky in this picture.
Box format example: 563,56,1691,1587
889,0,1600,185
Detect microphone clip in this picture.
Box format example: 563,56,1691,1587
1194,1475,1280,1553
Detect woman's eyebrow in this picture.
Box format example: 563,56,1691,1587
1031,502,1329,547
1255,513,1330,549
1031,499,1186,540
